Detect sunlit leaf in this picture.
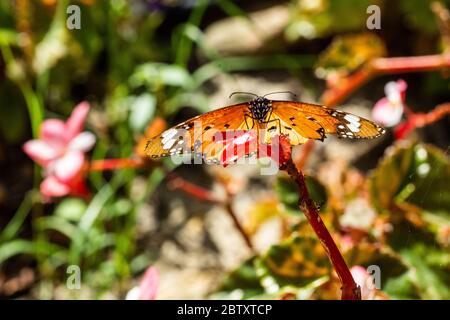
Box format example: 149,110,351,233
261,234,331,282
286,0,383,41
244,199,282,235
315,33,386,78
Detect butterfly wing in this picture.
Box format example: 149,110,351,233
265,101,385,144
143,103,251,160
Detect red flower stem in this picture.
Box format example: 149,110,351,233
281,157,361,300
167,174,220,204
321,53,450,107
411,102,450,127
89,158,146,171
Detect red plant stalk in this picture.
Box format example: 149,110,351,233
321,53,450,107
89,157,146,171
395,102,450,139
167,174,220,204
277,135,361,300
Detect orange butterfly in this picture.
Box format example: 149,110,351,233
143,92,385,164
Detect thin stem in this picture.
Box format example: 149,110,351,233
167,174,220,204
321,53,450,107
223,200,255,252
89,158,146,171
395,102,450,139
280,155,360,300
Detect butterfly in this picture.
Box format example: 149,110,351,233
143,92,385,164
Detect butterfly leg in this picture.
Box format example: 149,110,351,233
265,118,282,135
244,113,256,130
263,108,282,135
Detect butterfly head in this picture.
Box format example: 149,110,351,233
249,96,272,123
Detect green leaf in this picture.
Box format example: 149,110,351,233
0,239,63,265
275,175,327,215
0,28,18,46
400,244,450,299
214,257,265,299
261,234,331,284
55,198,87,222
35,216,78,240
385,220,450,299
129,93,156,132
129,63,192,89
369,142,450,215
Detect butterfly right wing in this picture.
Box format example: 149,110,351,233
270,101,385,145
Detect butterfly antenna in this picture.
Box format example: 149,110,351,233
263,91,298,99
229,92,260,99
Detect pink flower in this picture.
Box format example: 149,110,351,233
350,266,378,300
126,266,159,300
23,102,95,198
372,79,407,127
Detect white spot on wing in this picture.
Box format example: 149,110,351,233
161,129,178,145
162,128,178,138
344,114,361,128
162,138,177,150
347,123,360,133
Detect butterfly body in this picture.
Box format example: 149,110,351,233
248,96,273,124
143,95,385,163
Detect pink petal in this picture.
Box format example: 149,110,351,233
138,266,159,300
68,132,96,152
40,175,70,198
372,97,403,127
65,101,90,141
23,140,61,167
40,119,67,147
125,287,141,300
385,79,407,104
53,151,85,183
350,266,377,300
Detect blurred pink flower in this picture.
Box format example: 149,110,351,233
126,266,159,300
350,266,377,300
372,79,407,127
23,102,95,198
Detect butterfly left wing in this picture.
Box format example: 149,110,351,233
263,101,385,145
143,103,251,160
